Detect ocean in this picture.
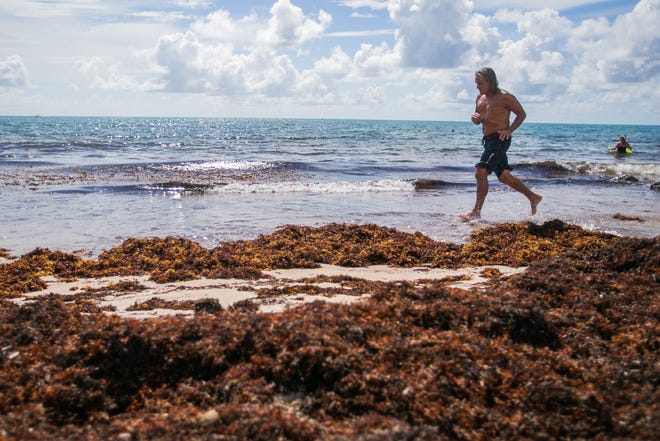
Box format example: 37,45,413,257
1,116,658,257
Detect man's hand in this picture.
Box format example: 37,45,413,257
498,129,512,140
471,112,482,125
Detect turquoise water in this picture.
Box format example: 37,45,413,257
1,116,658,256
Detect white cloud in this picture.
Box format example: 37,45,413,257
389,0,474,68
0,55,29,88
169,0,213,8
152,29,330,100
495,36,568,98
131,11,190,22
155,31,232,93
412,83,454,106
257,0,331,47
354,83,385,104
350,11,377,18
74,55,163,91
354,42,400,76
144,0,338,100
129,0,656,120
326,29,394,37
0,0,108,18
0,0,656,123
334,0,389,10
314,47,354,78
241,48,300,95
496,8,573,43
473,0,617,10
460,13,501,65
484,9,573,98
191,9,261,47
597,0,660,82
566,0,659,96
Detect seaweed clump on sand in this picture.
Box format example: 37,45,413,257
0,220,657,439
216,223,466,268
0,220,618,299
0,225,660,441
461,219,616,266
0,222,660,441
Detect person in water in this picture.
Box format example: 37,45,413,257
614,136,631,155
461,67,542,220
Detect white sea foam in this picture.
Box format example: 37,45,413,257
605,162,660,180
212,179,415,194
174,160,273,172
558,161,660,181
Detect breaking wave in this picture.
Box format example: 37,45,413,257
213,179,416,194
518,161,660,182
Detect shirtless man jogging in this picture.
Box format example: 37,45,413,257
461,67,542,220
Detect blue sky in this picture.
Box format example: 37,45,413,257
0,0,657,124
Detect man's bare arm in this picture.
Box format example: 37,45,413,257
499,94,526,139
471,97,482,125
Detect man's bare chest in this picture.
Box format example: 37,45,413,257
477,96,505,113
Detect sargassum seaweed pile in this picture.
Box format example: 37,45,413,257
0,220,658,440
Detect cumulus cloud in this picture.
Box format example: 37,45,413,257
0,55,28,87
149,0,334,98
585,0,660,84
354,42,400,76
54,0,658,121
240,48,301,96
257,0,331,47
478,0,659,105
389,0,475,68
314,47,354,78
74,56,163,91
153,29,328,98
461,13,500,59
353,83,385,104
191,9,261,47
146,0,656,111
489,8,572,96
473,0,615,10
496,8,573,44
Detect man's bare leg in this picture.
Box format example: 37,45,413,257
460,167,489,220
497,170,543,215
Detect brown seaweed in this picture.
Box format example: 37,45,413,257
1,220,617,299
0,220,657,440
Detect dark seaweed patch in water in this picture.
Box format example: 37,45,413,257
517,161,577,177
48,182,214,195
414,179,454,189
140,181,213,194
49,184,146,195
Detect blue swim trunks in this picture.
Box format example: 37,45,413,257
476,133,513,177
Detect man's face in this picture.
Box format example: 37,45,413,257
475,75,489,95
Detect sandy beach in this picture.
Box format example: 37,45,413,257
1,220,658,440
14,264,527,318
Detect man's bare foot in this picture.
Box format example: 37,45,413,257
530,194,543,215
459,211,480,221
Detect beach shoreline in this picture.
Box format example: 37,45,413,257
2,117,659,258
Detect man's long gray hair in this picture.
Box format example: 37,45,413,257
476,67,499,93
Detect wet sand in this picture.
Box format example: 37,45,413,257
13,264,527,318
